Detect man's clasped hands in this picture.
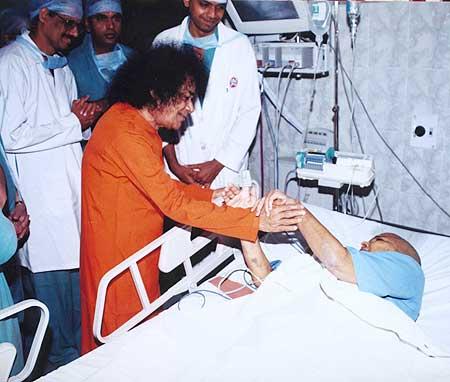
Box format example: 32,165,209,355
220,184,306,230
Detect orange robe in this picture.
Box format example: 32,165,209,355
80,103,259,354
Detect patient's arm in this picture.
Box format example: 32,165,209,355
262,190,356,284
223,186,271,285
297,208,356,283
241,239,271,287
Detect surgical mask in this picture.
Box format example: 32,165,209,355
183,24,219,74
43,55,68,70
16,34,68,69
91,39,126,82
183,24,219,50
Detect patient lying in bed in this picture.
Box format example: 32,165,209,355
226,188,425,321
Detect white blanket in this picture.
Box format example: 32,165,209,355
41,252,450,382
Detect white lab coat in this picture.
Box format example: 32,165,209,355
154,18,261,188
0,32,85,273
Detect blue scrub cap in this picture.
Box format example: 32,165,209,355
86,0,122,18
0,9,29,35
29,0,83,20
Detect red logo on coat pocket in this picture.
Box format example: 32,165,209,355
229,77,238,88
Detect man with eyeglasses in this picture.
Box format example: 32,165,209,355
68,0,133,125
0,0,94,376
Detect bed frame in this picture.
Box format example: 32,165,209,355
93,226,235,343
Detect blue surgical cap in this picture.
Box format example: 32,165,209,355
0,9,29,35
86,0,122,18
29,0,83,20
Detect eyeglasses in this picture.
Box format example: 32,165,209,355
51,12,82,31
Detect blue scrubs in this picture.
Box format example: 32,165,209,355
1,139,25,335
0,144,24,376
348,247,425,320
21,268,80,375
67,35,133,101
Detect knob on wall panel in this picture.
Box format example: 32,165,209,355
410,110,437,149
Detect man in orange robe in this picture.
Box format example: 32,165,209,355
81,102,303,353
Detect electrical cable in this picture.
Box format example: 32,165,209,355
285,178,298,195
331,40,384,221
262,84,304,136
335,47,450,219
338,37,372,218
349,184,382,228
340,64,382,220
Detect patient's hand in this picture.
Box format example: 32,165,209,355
223,184,258,209
253,190,298,217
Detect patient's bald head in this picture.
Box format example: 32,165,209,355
360,232,421,265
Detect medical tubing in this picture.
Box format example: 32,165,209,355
218,268,263,294
274,66,283,189
349,184,381,228
262,83,304,136
259,65,272,196
264,77,303,135
308,44,323,113
333,42,382,220
373,181,383,221
276,65,296,188
348,39,358,151
338,54,450,219
243,271,258,290
275,65,292,188
302,44,323,148
335,43,364,155
177,289,231,311
284,168,298,193
262,95,277,189
217,269,250,295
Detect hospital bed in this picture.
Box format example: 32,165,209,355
0,299,49,382
38,204,450,381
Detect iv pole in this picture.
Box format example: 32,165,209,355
332,0,340,211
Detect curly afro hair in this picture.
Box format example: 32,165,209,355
108,43,208,109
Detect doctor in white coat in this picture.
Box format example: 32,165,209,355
0,0,97,375
154,0,261,189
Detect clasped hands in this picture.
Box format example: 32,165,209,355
10,202,30,242
72,96,108,131
216,185,306,233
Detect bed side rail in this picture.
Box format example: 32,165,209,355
93,226,232,344
0,299,49,382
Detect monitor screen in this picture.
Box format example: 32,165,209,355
226,0,309,35
234,1,299,22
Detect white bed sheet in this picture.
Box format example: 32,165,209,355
38,205,450,381
304,205,450,353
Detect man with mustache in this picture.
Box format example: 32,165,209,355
154,0,260,190
0,0,95,376
68,0,133,127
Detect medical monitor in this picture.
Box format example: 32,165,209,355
226,0,310,35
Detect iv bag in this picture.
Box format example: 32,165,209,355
308,0,332,44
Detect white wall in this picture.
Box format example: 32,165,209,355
249,1,450,235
